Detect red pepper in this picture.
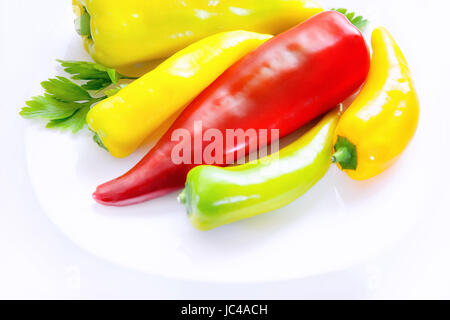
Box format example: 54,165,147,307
93,11,370,206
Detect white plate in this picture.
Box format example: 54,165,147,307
22,0,449,283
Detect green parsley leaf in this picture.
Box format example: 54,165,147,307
81,78,112,91
46,105,91,134
20,94,81,120
107,68,121,84
41,77,92,102
57,60,137,93
20,75,102,133
58,60,111,80
57,60,130,84
332,8,369,31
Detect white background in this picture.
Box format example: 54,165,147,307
1,0,450,299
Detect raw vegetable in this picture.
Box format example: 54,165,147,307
93,11,370,207
87,31,273,158
332,27,420,180
179,109,340,231
72,0,323,76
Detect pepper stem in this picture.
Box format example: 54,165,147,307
332,147,351,164
332,136,358,170
75,10,91,38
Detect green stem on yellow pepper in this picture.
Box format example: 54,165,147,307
76,10,91,38
332,147,350,164
332,136,358,170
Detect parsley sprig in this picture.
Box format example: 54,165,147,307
58,60,133,91
332,8,369,31
20,60,135,148
20,76,103,133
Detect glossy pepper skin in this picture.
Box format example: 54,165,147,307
72,0,323,77
332,27,420,180
93,11,370,206
179,110,339,231
87,31,272,158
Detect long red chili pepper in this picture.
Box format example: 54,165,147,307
93,11,370,206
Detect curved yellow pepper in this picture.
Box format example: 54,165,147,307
332,27,420,180
73,0,323,76
87,31,272,158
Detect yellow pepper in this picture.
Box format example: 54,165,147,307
72,0,323,77
87,31,272,158
332,27,420,180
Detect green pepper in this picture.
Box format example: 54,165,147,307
178,109,340,231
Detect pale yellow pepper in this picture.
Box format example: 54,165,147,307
73,0,323,76
87,31,272,158
332,27,420,180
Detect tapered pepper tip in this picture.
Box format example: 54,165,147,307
332,136,358,170
92,189,112,206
